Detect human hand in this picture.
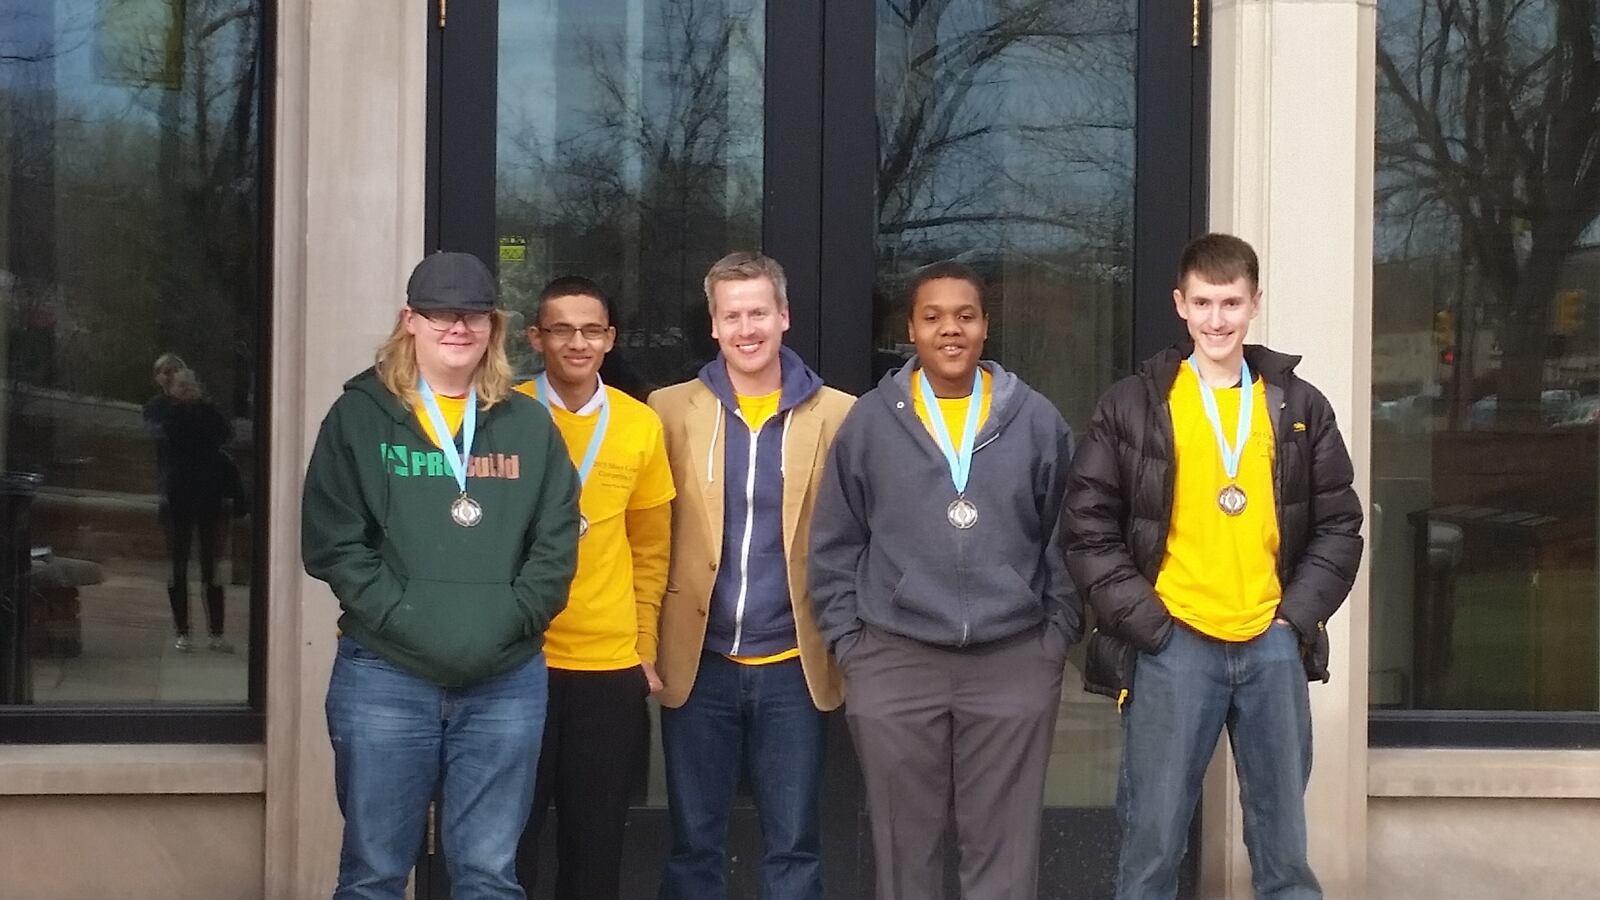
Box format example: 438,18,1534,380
641,660,664,695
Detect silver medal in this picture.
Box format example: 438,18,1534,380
1218,484,1248,517
451,494,483,527
947,497,979,529
578,514,590,539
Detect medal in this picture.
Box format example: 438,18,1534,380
1187,354,1253,518
419,378,479,527
534,374,610,539
1218,483,1248,516
917,368,984,529
947,497,978,529
451,494,483,527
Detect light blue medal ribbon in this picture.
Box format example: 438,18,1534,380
533,373,610,536
418,378,480,526
918,367,984,528
1186,353,1252,515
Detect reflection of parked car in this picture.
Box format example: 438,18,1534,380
1557,395,1600,427
1372,387,1443,433
1468,390,1578,428
1373,393,1428,432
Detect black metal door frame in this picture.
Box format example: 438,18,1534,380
423,1,1207,896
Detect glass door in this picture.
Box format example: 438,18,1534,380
814,1,1206,895
427,0,1205,896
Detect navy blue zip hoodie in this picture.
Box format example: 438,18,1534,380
809,359,1081,653
700,346,824,657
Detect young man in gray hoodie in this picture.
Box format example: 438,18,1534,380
809,261,1080,899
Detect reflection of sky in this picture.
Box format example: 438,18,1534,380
873,0,1136,262
495,0,764,216
1,0,190,127
1374,0,1600,261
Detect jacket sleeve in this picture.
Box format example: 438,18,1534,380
1277,387,1364,637
511,422,581,637
807,407,870,655
301,400,406,627
1060,389,1174,654
1038,413,1083,645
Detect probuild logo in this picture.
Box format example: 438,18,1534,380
381,444,521,480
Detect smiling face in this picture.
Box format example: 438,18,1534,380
908,277,988,395
404,306,491,389
1174,274,1260,372
709,276,790,390
530,293,614,391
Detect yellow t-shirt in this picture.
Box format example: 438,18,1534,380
736,388,781,432
514,382,677,670
415,394,467,449
726,389,799,666
1154,364,1281,641
911,368,992,449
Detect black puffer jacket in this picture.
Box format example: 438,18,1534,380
1061,344,1363,698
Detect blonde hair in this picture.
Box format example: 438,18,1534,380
703,251,788,313
375,309,515,409
153,352,186,388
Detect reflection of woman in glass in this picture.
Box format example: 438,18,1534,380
143,353,234,653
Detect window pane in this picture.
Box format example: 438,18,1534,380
873,0,1137,806
0,0,263,707
1371,0,1600,713
495,0,764,395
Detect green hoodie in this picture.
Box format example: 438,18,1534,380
302,368,579,686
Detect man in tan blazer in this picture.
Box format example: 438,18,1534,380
647,251,853,900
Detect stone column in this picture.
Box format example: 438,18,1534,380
265,2,429,896
1203,0,1376,896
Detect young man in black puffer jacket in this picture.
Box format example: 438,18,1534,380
1061,233,1362,900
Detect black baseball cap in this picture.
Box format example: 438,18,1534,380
406,252,498,312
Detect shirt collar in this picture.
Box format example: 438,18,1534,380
537,372,607,415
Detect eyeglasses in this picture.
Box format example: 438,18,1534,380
538,324,611,341
415,309,494,332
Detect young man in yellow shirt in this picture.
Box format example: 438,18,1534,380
648,252,853,900
1063,234,1364,899
512,277,675,900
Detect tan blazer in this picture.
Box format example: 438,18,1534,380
647,377,854,711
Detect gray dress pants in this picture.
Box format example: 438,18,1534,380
841,623,1067,900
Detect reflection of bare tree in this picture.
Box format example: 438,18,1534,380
875,0,1134,258
1377,0,1600,427
1,1,261,414
497,0,761,384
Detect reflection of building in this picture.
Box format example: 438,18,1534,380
4,2,1600,899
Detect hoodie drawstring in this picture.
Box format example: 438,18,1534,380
779,410,793,475
705,403,723,484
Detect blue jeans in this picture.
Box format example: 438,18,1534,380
1117,621,1319,900
325,636,548,900
658,652,826,900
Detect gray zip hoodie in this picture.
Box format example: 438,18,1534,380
808,359,1081,656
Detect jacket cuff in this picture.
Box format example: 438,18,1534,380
1111,594,1175,654
1276,601,1320,640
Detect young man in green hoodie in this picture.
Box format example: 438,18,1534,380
303,252,579,899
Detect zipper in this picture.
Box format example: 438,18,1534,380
728,419,761,654
1272,392,1287,582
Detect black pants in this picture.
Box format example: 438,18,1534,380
517,665,651,900
160,497,225,636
